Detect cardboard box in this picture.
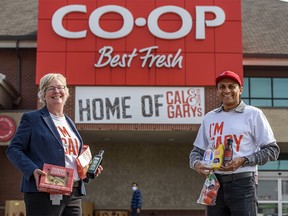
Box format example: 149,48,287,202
95,211,128,216
112,211,128,216
95,211,112,216
82,201,94,216
76,145,92,179
38,163,75,195
5,200,26,216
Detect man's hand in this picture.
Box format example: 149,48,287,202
218,157,245,171
194,161,213,177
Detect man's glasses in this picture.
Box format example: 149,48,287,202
45,85,66,92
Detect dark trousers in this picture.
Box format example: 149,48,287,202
131,208,140,216
24,187,82,216
207,176,257,216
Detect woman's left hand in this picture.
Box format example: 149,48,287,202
95,165,103,177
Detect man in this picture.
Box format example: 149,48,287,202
130,182,142,216
189,71,280,216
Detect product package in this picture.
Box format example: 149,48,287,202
197,172,220,206
38,163,75,195
76,145,92,179
211,144,224,170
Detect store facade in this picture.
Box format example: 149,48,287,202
0,0,288,216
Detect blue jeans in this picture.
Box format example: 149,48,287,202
207,176,258,216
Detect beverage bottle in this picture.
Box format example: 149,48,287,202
203,139,215,167
203,148,213,167
223,139,233,166
86,150,104,179
211,144,224,170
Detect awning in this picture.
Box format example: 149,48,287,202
0,73,21,109
259,160,288,171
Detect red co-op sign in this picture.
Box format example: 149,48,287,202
36,0,242,86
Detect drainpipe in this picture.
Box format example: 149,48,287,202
16,39,21,92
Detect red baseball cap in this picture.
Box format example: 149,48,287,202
215,71,242,86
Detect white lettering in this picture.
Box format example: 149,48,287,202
52,5,87,39
95,46,138,68
89,5,133,39
196,6,225,39
51,5,226,40
95,46,183,68
139,46,182,68
147,6,192,40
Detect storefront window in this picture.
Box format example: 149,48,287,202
242,78,288,107
283,203,288,215
258,203,278,216
258,180,278,200
282,180,288,201
258,177,288,216
250,78,271,98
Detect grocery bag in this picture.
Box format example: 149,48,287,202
196,172,220,206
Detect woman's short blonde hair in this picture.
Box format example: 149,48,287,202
38,73,70,106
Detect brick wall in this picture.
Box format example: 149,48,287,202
0,48,38,110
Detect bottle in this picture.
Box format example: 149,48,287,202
86,150,104,179
203,148,214,167
203,139,215,167
211,144,224,170
223,139,233,166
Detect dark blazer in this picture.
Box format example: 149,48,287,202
6,106,86,195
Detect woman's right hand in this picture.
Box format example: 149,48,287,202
33,169,46,188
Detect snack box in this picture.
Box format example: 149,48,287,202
76,145,92,179
38,163,75,195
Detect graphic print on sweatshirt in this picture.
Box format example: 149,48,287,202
209,121,243,152
50,113,80,180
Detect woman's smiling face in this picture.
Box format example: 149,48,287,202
44,77,68,109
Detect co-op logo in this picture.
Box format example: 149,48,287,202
52,5,225,40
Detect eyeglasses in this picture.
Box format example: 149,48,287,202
45,85,66,92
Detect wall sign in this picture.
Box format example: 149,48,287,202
36,0,243,86
75,87,205,124
0,115,16,142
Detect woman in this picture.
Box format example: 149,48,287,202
6,73,103,216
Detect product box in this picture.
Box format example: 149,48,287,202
82,201,94,216
38,163,75,195
5,200,26,216
76,145,92,179
95,211,112,216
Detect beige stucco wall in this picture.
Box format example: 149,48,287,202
84,142,205,210
2,108,287,210
262,108,288,143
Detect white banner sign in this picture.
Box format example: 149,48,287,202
75,87,205,124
